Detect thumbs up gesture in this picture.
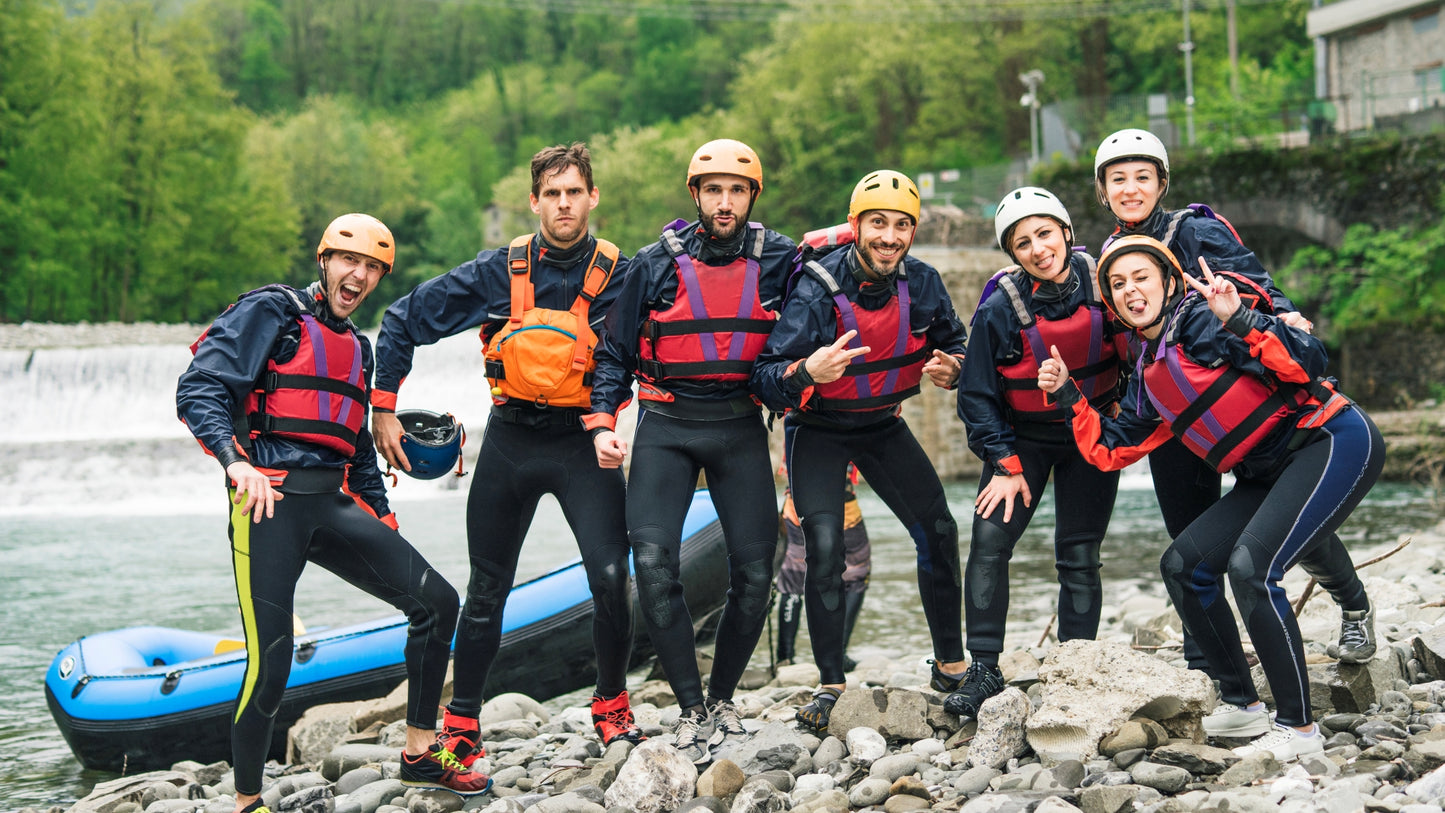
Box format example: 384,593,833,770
1037,345,1069,394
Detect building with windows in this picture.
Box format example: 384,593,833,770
1308,0,1445,132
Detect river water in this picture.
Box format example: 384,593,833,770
1,334,1438,809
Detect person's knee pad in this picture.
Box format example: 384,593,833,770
801,515,845,610
1228,539,1265,620
586,550,633,627
967,520,1015,611
915,491,960,580
1159,546,1189,607
1055,543,1102,615
730,546,773,621
459,563,508,640
630,534,679,630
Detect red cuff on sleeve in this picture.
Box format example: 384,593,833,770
371,390,398,411
380,513,399,531
582,412,617,432
998,455,1024,475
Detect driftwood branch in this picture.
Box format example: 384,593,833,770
1292,536,1413,616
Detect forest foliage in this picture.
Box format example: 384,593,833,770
0,0,1343,325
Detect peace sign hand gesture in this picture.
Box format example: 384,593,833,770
805,329,872,385
1183,257,1243,323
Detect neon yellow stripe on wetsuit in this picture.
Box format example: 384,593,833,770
229,489,263,724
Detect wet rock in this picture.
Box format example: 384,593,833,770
1027,640,1214,761
968,687,1031,769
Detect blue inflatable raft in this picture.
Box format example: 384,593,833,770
46,490,727,773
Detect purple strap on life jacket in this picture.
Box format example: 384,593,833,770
832,291,869,399
298,314,363,426
880,276,913,395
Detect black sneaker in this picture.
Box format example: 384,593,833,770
929,659,967,693
1327,602,1377,664
943,663,1006,719
400,744,493,796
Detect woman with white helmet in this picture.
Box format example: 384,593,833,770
1092,130,1377,734
948,187,1130,720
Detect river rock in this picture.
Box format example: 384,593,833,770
1129,760,1191,793
696,759,745,797
602,738,697,813
720,721,809,775
1149,741,1238,775
812,735,847,767
1027,640,1214,761
848,776,891,807
792,789,849,813
527,792,604,813
846,726,888,764
967,687,1031,769
827,687,932,741
479,693,549,726
732,777,791,812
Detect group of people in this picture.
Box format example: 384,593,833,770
176,129,1383,812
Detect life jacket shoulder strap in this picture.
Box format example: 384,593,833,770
506,234,536,328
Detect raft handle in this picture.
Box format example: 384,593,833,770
295,640,316,664
161,671,182,695
70,675,91,699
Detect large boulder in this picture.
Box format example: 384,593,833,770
1026,640,1214,762
602,738,698,813
826,687,933,741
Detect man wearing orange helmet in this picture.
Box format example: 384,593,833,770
177,214,491,811
371,144,645,758
586,139,795,764
751,170,969,733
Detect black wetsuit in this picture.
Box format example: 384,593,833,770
177,284,458,796
373,235,634,713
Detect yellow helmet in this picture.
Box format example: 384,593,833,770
317,213,395,272
687,139,763,192
848,170,920,221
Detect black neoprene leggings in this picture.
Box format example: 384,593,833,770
1151,436,1370,673
1161,408,1382,727
627,409,777,710
964,435,1118,661
448,419,632,716
227,471,458,795
787,415,964,686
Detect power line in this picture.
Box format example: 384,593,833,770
440,0,1298,23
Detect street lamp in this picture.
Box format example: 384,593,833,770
1020,69,1044,169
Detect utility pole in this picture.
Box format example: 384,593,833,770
1180,0,1197,146
1227,0,1240,99
1020,69,1045,168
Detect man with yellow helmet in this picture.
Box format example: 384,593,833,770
752,170,969,733
586,138,795,764
178,215,492,810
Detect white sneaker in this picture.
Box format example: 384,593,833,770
1231,723,1325,761
1202,702,1271,738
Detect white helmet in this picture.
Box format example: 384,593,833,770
1094,128,1170,181
994,187,1072,250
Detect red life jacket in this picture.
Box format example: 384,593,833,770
637,223,775,386
990,264,1125,422
236,288,367,457
1141,306,1318,473
801,259,932,412
482,234,620,408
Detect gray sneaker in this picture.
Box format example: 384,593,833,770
1327,602,1376,664
672,709,712,765
706,698,746,747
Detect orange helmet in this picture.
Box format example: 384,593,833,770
317,213,395,272
687,139,763,193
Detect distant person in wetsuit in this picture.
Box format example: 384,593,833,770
775,416,870,670
177,214,490,812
